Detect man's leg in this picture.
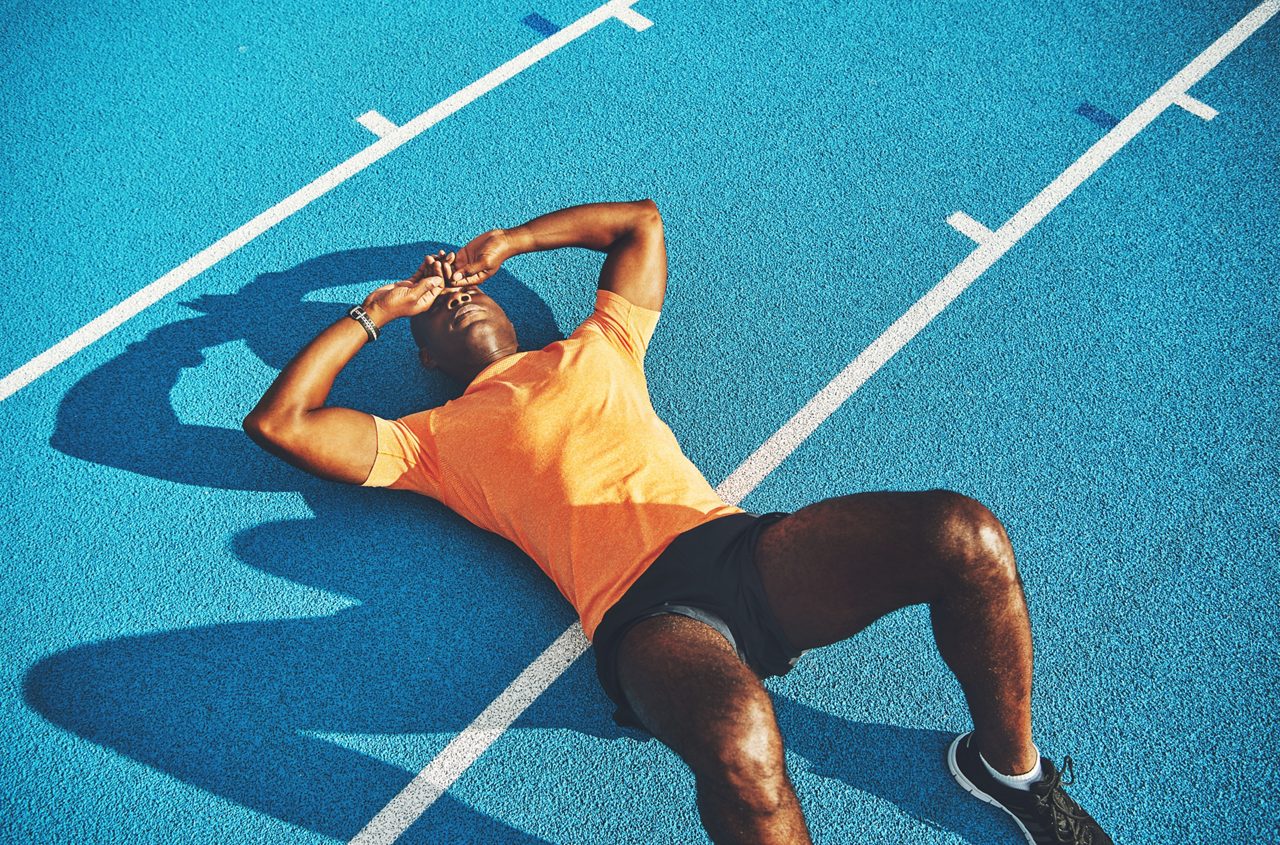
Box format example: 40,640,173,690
614,614,813,845
754,489,1036,775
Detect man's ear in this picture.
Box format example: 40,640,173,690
418,347,438,370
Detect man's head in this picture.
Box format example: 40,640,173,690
409,285,519,385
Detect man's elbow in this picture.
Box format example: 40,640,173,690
242,410,290,451
638,198,661,224
631,198,662,236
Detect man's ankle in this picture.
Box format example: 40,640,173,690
980,747,1043,790
973,731,1040,777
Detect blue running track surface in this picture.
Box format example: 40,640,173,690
2,1,1277,842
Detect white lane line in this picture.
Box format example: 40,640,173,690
614,5,653,30
349,623,589,845
1174,92,1219,121
349,5,1279,842
355,109,401,138
0,0,652,404
716,0,1278,505
946,210,995,245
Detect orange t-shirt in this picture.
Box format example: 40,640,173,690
361,288,745,640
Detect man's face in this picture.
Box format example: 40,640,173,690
411,285,517,378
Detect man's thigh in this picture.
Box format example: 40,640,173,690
614,613,784,776
754,490,968,651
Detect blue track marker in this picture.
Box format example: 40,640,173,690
1075,101,1121,129
522,12,562,37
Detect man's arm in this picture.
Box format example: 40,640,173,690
453,199,667,311
242,254,455,483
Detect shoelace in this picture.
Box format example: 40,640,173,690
1032,756,1094,845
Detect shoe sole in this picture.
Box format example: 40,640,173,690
946,733,1036,845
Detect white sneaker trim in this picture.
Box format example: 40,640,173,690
946,733,1037,845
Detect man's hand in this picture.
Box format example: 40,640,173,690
450,202,666,310
361,251,456,326
453,229,514,286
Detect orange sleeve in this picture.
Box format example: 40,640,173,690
571,288,661,364
360,413,445,499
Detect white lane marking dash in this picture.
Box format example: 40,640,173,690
613,4,653,31
946,210,994,245
0,0,653,404
1174,92,1219,121
355,110,401,138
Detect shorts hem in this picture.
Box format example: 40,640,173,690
592,511,804,736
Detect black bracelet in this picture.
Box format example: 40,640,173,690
348,305,379,341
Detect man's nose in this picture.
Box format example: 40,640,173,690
446,291,472,309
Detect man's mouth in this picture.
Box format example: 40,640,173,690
452,304,484,326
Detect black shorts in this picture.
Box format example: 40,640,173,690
592,511,808,735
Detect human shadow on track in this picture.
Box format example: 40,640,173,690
27,241,1009,844
773,698,1014,843
27,242,579,843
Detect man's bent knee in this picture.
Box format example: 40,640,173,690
923,490,1019,585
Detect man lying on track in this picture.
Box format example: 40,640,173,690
243,199,1111,845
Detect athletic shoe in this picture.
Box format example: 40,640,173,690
947,732,1113,845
